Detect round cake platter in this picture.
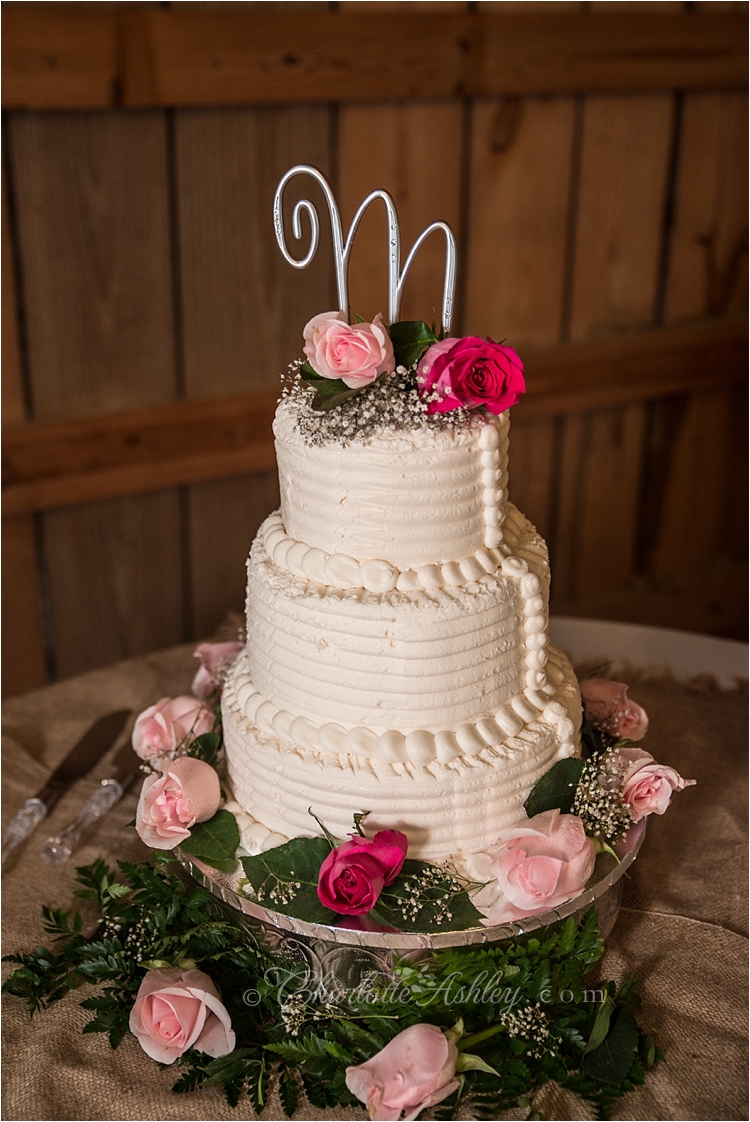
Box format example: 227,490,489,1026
179,822,645,992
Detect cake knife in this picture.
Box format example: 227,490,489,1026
1,710,131,865
41,739,142,866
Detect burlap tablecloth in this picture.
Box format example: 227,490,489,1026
2,643,747,1121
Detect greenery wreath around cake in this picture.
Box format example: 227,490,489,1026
4,651,694,1122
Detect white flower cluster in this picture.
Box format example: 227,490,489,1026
283,363,468,445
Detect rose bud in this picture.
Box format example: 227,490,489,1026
317,829,407,916
613,747,695,821
191,641,244,700
135,756,221,850
303,310,395,389
132,696,214,761
346,1023,459,1122
579,678,649,741
472,809,596,926
129,967,235,1064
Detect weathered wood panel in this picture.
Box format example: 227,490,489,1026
175,103,335,636
643,89,749,588
2,172,46,697
9,111,184,679
465,96,575,347
665,92,748,323
4,319,744,517
4,7,746,109
338,101,463,325
553,93,673,603
42,493,184,677
9,112,176,419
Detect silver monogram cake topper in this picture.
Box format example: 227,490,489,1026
273,165,457,336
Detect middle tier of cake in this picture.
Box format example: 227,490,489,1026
245,504,550,732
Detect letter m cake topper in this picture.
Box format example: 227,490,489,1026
273,165,457,336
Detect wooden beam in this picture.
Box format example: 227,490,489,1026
3,6,747,110
2,319,746,516
514,317,747,422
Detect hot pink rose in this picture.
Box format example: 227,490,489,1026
135,756,221,850
191,641,244,700
613,747,695,822
132,696,214,761
580,679,649,741
303,310,395,389
478,809,596,925
129,967,235,1065
417,335,525,415
346,1023,459,1122
317,829,407,915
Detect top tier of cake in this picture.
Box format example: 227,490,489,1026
274,399,510,572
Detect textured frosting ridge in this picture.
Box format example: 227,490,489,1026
224,399,581,864
223,643,580,863
275,400,510,569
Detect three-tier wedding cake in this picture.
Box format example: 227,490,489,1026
221,166,581,867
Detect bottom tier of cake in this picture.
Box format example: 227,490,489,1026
222,645,581,866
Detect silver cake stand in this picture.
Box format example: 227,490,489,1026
179,822,645,991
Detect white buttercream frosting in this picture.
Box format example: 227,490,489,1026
224,399,580,865
274,399,509,569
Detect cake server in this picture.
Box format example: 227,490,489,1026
41,740,142,866
1,709,131,865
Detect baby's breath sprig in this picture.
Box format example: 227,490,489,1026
383,860,473,928
282,362,470,445
499,1002,552,1060
572,749,635,844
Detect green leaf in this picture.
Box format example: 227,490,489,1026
455,1052,500,1077
297,362,363,412
389,320,437,369
377,858,484,932
187,731,222,767
180,810,240,873
241,837,337,925
582,1007,639,1086
583,994,616,1054
524,758,586,817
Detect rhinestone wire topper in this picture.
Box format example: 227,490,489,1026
273,164,457,336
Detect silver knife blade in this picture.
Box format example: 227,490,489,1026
35,710,131,810
2,709,131,864
41,738,143,867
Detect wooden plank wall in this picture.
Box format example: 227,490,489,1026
2,1,747,698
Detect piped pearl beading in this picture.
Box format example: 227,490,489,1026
260,512,518,596
225,636,570,773
478,419,508,550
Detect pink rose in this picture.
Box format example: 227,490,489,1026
303,310,395,389
132,696,214,761
580,679,649,741
191,641,244,700
129,967,235,1064
346,1023,459,1122
479,809,596,925
417,335,525,415
613,747,695,822
317,829,408,915
135,756,221,850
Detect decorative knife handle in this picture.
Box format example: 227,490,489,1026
1,798,48,863
41,779,124,867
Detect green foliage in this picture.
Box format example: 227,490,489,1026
298,363,365,412
180,809,241,873
524,758,586,817
185,731,223,768
389,320,438,369
241,836,336,924
3,856,661,1119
